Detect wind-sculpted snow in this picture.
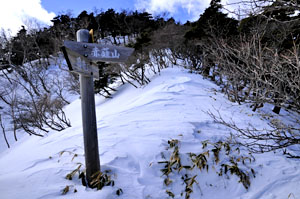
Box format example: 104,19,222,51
0,67,299,199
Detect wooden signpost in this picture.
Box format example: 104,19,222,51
61,29,134,185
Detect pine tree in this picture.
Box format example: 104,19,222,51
185,0,238,40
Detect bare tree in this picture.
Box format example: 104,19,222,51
0,115,9,148
205,22,300,113
0,63,72,137
208,110,300,158
0,30,74,148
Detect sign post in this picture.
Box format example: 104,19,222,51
61,29,134,186
77,29,100,185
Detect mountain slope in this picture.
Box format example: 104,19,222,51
0,67,299,199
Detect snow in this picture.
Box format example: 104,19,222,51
0,66,300,199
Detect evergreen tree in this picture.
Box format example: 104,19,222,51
184,0,238,76
185,0,238,40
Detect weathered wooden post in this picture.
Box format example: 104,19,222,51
76,29,100,185
61,29,134,186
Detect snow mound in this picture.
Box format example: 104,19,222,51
0,67,299,199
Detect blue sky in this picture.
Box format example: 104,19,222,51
41,0,135,15
0,0,215,35
41,0,211,23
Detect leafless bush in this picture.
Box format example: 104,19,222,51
0,114,9,148
150,22,199,71
55,54,80,95
207,32,300,114
119,52,151,86
0,58,73,147
208,110,300,158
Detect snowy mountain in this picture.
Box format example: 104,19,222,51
0,66,299,199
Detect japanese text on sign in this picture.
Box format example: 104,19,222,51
91,47,120,59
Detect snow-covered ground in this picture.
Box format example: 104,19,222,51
0,66,299,199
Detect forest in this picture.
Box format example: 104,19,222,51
0,0,299,158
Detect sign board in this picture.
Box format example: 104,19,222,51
63,41,134,63
62,41,134,79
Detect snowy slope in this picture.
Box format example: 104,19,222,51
0,67,299,199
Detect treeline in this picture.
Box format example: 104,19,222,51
0,9,169,96
190,0,300,115
0,9,165,65
142,0,300,115
0,9,172,147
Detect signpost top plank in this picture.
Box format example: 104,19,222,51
62,35,134,79
63,40,134,63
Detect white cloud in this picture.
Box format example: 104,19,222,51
0,0,55,35
135,0,211,21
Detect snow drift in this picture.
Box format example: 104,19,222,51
0,67,299,199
